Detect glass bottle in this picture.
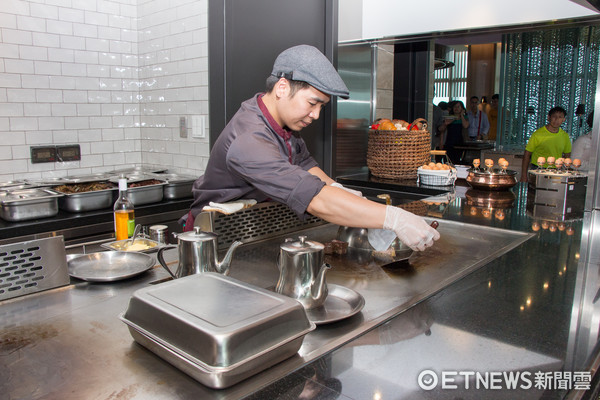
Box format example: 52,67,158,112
114,178,135,240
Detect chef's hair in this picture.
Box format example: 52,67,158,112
266,75,311,97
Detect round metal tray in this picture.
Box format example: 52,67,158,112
305,284,365,325
68,251,155,282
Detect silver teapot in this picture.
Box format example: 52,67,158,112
157,226,242,279
275,236,331,309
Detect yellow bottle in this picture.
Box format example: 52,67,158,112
114,178,135,240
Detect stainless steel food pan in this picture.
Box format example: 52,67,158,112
127,183,165,205
0,188,63,221
101,237,161,253
121,273,314,387
163,180,194,199
152,173,195,199
58,188,116,212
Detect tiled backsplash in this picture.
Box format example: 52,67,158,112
0,0,209,182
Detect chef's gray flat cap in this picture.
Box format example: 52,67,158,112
271,45,350,99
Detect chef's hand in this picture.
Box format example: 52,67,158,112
331,182,363,197
383,206,440,251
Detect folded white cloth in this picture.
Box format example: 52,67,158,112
202,199,257,215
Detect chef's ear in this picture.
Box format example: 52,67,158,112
274,77,291,98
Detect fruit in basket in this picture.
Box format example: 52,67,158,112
392,119,409,130
378,120,396,130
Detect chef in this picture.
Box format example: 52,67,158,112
182,45,439,251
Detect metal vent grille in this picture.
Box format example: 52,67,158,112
0,236,70,301
206,202,327,250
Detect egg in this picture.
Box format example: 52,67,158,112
541,221,549,230
549,224,557,232
482,209,491,218
484,159,494,167
564,158,572,165
566,227,575,236
422,165,431,170
473,159,481,167
498,158,506,164
470,207,478,216
537,156,546,165
429,162,436,168
573,159,582,167
557,158,564,163
531,222,540,231
547,156,555,164
557,223,566,231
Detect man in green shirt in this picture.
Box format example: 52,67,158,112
520,106,572,182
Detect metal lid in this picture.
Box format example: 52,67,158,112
178,226,217,242
280,235,324,254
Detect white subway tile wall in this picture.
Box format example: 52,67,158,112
0,0,209,182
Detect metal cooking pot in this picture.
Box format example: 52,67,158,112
156,226,242,279
336,221,439,262
466,167,518,191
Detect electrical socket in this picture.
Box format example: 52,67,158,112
179,117,187,138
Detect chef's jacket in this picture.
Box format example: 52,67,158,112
185,93,326,223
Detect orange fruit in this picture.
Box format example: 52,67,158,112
378,121,396,130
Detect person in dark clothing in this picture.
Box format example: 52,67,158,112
439,100,469,164
182,45,439,251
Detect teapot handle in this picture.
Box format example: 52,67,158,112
157,245,178,279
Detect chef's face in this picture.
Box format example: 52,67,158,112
279,84,330,131
548,111,566,130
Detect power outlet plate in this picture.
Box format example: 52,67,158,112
179,117,187,138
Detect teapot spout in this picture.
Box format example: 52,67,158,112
311,262,332,301
216,240,243,275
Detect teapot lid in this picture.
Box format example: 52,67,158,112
280,235,324,253
178,226,218,242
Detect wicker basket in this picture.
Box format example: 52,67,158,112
367,128,431,180
417,166,457,187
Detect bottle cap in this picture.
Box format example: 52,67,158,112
118,178,128,191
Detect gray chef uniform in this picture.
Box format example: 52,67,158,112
180,44,350,230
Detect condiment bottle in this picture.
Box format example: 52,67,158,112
114,178,135,240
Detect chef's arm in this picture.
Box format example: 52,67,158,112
307,186,386,228
307,186,440,251
307,166,335,185
521,150,532,182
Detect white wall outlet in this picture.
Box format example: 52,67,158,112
191,115,206,139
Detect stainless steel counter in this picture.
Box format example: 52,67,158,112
0,182,595,399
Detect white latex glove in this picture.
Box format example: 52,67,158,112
383,206,440,251
331,182,363,197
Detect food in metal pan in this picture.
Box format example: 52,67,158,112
54,182,115,193
128,179,162,187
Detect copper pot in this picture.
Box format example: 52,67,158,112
465,189,516,209
466,168,518,191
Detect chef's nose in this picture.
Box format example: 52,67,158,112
309,107,321,120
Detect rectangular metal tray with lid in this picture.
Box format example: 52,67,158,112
0,188,63,221
120,273,315,388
